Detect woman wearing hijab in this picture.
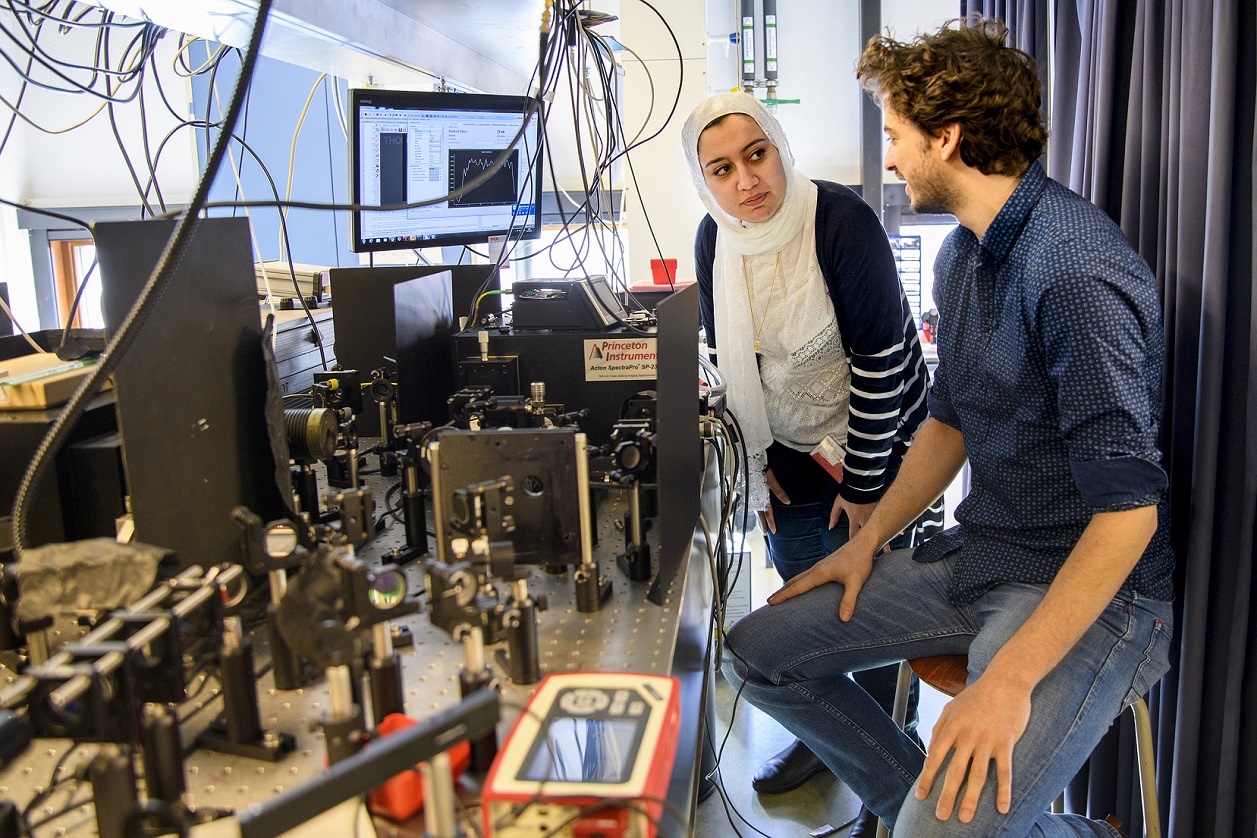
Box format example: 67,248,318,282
683,92,942,832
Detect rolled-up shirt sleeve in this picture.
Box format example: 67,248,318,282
927,384,962,431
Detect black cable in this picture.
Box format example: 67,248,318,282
475,4,600,290
107,101,155,217
136,118,329,369
10,0,276,559
514,1,680,309
384,480,405,525
7,0,142,27
136,63,166,214
0,196,90,231
0,7,38,159
146,49,185,122
22,741,84,837
183,6,563,228
459,4,571,326
2,2,152,80
503,14,649,310
0,9,156,103
230,74,251,217
99,24,156,217
57,256,96,345
201,39,223,167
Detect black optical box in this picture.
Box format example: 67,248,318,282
511,276,628,331
452,325,657,446
330,265,500,435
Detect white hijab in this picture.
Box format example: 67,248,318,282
681,94,822,511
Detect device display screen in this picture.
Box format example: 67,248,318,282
517,717,644,784
350,90,543,252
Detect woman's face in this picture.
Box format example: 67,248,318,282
696,113,788,223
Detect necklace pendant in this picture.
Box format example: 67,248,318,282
754,339,761,353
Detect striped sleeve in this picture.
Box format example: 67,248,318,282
842,295,930,501
812,181,930,503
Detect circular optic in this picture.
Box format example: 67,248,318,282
368,570,406,609
220,575,249,609
522,475,545,497
264,523,299,559
616,443,644,471
450,569,477,606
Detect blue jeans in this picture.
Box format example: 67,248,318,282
764,498,921,740
723,549,1172,836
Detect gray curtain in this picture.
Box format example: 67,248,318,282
961,1,1051,131
1051,1,1257,836
969,1,1257,836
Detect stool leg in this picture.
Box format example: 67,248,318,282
890,660,912,729
876,662,914,838
1131,698,1161,838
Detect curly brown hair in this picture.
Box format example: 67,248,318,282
856,16,1046,177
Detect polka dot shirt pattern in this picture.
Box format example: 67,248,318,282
917,162,1174,605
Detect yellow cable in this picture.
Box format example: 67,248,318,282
471,289,505,326
278,73,328,264
172,35,226,77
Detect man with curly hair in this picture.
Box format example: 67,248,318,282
721,17,1174,837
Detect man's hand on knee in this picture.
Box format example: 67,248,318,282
766,545,872,621
916,673,1032,823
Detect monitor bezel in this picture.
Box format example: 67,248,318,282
348,88,544,253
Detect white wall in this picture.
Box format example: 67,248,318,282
616,0,957,287
0,20,202,330
618,0,710,287
13,36,200,208
0,1,959,322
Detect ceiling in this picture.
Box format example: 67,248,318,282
99,0,548,92
375,0,546,83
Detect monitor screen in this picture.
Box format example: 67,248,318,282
349,89,543,252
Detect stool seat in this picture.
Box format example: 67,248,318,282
908,655,968,698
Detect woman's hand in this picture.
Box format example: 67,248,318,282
757,467,791,534
830,496,877,538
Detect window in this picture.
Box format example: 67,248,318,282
51,238,100,329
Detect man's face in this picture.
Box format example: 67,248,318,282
883,107,957,215
697,114,788,223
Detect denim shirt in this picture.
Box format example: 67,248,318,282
918,162,1174,604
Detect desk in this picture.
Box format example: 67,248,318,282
0,444,721,836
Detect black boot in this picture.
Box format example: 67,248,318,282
847,805,881,837
751,738,831,794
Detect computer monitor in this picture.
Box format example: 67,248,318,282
349,89,544,253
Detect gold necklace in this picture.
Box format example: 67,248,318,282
742,252,781,354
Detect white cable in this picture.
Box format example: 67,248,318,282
0,293,46,354
331,76,348,140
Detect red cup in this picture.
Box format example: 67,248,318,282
650,258,678,285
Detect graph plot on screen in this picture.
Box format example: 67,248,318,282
449,149,518,208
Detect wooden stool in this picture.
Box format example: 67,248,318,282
877,656,1161,838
